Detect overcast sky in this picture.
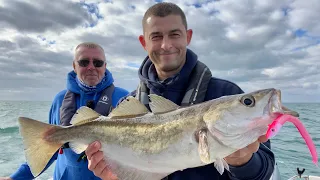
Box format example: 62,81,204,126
0,0,319,103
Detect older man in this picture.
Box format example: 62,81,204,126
85,2,276,180
1,42,129,180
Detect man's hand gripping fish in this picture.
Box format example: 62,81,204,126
18,88,301,180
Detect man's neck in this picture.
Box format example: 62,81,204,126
156,70,177,81
156,63,185,81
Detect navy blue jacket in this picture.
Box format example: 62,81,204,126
132,49,275,180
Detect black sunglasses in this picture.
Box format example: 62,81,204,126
77,59,105,68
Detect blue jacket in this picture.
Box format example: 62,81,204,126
135,49,275,180
10,70,129,180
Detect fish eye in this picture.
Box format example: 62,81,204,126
240,95,255,107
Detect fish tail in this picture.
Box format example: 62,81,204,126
18,117,64,177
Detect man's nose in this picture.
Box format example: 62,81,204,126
86,60,95,69
161,36,173,50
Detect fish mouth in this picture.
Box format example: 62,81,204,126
265,89,299,117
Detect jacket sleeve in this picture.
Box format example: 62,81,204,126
112,87,130,107
9,163,34,180
206,78,275,180
10,92,64,180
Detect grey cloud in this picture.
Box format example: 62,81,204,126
210,59,319,84
179,0,320,96
194,49,284,71
14,35,39,49
1,49,72,73
4,36,72,63
182,0,311,72
0,0,93,33
0,36,73,90
185,14,294,73
0,33,141,100
0,40,16,50
264,67,319,82
78,32,145,58
287,0,320,36
210,69,267,83
0,1,319,102
0,79,52,89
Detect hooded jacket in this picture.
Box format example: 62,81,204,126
10,70,129,180
134,49,275,180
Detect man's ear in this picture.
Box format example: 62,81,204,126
186,29,193,45
72,61,77,73
139,35,147,50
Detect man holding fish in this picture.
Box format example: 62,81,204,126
85,2,276,180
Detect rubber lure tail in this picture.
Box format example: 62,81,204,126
266,114,319,167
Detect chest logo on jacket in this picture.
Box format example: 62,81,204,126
99,96,109,104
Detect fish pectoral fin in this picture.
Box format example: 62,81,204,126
69,142,88,154
105,156,170,180
108,96,150,119
70,106,100,125
18,117,63,177
148,94,180,114
214,158,230,175
197,129,211,164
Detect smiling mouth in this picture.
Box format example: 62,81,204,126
160,54,175,56
158,51,178,55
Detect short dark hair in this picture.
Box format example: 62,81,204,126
142,2,188,32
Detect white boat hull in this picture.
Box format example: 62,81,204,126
288,175,320,180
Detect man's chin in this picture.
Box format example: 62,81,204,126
84,80,99,87
160,65,180,72
159,61,181,72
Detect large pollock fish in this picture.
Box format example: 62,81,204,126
18,88,298,180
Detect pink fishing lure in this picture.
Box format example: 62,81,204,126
266,114,319,166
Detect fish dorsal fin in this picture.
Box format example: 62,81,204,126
70,106,100,125
148,94,180,114
108,96,150,119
